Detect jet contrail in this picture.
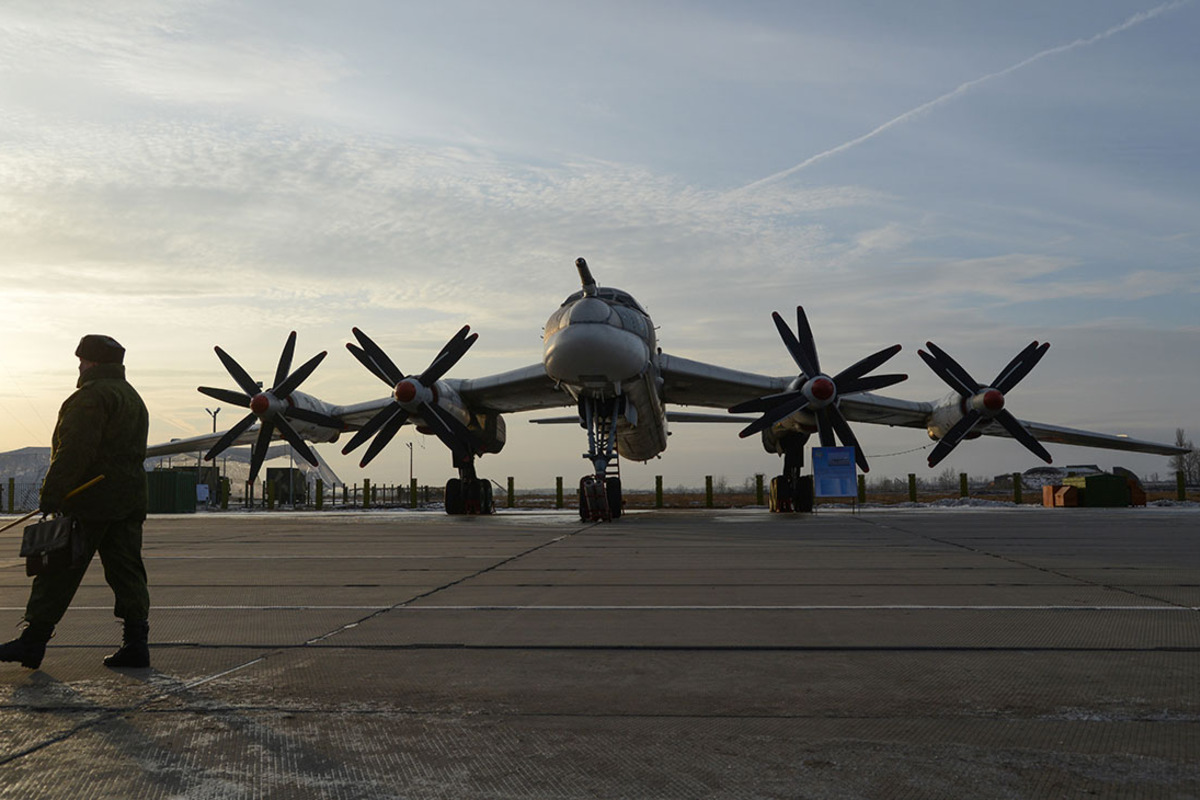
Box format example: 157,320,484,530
735,1,1192,194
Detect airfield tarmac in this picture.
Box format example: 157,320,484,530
1,506,1198,799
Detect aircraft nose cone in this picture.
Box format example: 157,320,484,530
811,377,835,402
983,389,1005,412
250,393,271,415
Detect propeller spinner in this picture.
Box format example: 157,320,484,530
342,325,479,467
730,306,907,473
198,331,339,482
919,340,1052,467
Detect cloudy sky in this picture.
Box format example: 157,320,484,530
1,0,1197,490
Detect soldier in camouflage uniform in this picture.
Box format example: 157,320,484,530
0,335,151,670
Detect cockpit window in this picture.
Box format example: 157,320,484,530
559,287,649,316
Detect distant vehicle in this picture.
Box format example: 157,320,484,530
146,258,1186,519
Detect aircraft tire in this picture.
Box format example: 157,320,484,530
479,480,494,514
445,478,464,515
605,477,622,519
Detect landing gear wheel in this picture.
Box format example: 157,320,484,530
579,475,610,522
479,480,494,515
463,477,482,514
445,478,464,515
605,477,622,519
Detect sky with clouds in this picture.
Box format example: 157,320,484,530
1,0,1197,490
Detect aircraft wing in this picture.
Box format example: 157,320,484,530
973,419,1186,456
659,351,1185,458
146,429,258,459
658,352,791,409
453,363,573,414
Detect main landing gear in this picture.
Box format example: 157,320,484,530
768,434,814,513
444,462,494,515
578,396,623,521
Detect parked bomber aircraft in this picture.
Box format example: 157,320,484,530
146,258,1186,519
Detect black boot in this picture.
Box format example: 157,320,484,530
0,624,54,670
104,619,149,668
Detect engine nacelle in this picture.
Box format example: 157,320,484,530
286,391,344,444
926,393,983,442
411,381,506,456
468,412,506,455
928,386,1006,442
759,410,818,455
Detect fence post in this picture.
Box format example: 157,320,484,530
959,473,969,498
363,478,371,509
315,479,324,511
6,477,13,513
221,478,230,510
505,477,514,508
907,474,917,503
1012,473,1022,504
655,475,663,508
756,474,764,506
266,480,275,510
556,477,564,509
705,476,714,508
1178,471,1186,502
857,474,866,503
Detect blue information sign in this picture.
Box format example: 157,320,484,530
812,446,858,498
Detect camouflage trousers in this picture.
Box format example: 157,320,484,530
24,515,150,631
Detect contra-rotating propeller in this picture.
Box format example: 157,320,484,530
919,340,1052,468
341,325,478,468
729,306,907,473
198,331,341,482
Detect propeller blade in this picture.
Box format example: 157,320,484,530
836,373,908,396
993,410,1053,464
993,342,1050,395
347,343,394,387
198,386,252,408
737,395,811,439
814,407,837,448
273,415,320,467
418,328,478,385
272,350,328,398
918,348,976,397
729,389,804,415
204,411,258,461
772,312,817,378
214,346,261,397
825,405,870,472
351,328,404,385
284,406,344,429
248,421,275,484
419,402,477,466
989,341,1040,391
273,331,297,390
793,307,821,377
358,406,411,468
834,343,902,384
924,342,981,394
927,409,982,468
341,404,405,455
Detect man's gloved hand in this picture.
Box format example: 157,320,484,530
38,499,58,516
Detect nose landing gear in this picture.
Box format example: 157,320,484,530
578,396,624,521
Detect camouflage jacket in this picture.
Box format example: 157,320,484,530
40,363,149,520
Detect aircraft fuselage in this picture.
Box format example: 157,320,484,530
541,274,668,462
